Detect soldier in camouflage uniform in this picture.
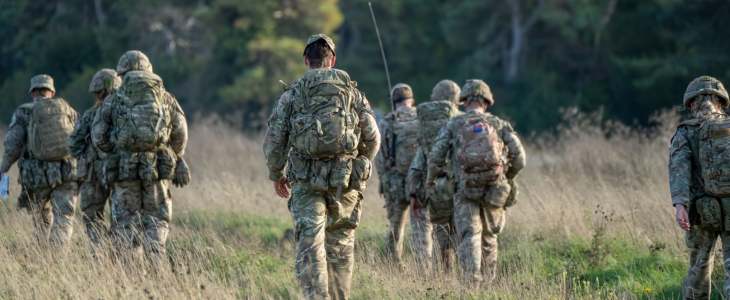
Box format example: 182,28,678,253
1,75,79,249
428,79,525,283
91,51,190,260
67,69,121,249
670,76,730,300
263,34,380,300
407,80,463,272
375,83,432,268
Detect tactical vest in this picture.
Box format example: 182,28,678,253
390,107,419,175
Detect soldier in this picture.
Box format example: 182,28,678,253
375,83,431,268
67,69,121,250
91,51,190,261
263,34,380,300
427,79,525,283
670,76,730,299
407,79,463,272
0,74,79,249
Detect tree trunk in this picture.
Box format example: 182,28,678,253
93,0,106,28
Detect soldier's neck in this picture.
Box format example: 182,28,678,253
32,96,50,102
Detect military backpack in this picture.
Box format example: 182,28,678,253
417,100,459,157
455,113,504,187
26,98,75,161
115,71,172,153
390,108,419,175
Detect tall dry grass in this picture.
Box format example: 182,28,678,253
0,108,688,299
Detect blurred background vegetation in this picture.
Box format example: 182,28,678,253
1,0,727,133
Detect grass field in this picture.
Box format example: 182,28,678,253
0,109,724,299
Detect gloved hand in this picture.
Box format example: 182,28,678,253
504,179,518,208
173,158,191,188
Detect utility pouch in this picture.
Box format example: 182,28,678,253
20,160,34,186
505,179,519,208
76,157,88,181
156,148,177,180
60,157,77,182
696,196,723,232
118,153,140,181
105,154,120,184
291,154,310,181
428,175,456,218
329,158,352,189
46,161,63,186
459,180,485,201
310,160,330,191
138,152,159,181
483,176,511,208
34,160,48,188
350,157,372,191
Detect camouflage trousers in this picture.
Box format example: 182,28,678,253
110,179,172,257
454,190,505,283
17,186,30,210
79,180,112,246
426,176,458,272
384,172,432,268
683,225,730,299
25,181,78,249
290,181,362,300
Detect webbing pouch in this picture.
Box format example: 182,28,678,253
350,157,371,191
290,154,310,181
104,154,120,184
310,160,330,191
76,157,88,181
483,176,511,208
60,157,77,182
138,152,159,181
329,158,352,189
696,196,723,232
118,153,139,181
46,161,63,186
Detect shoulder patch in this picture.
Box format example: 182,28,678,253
671,132,687,150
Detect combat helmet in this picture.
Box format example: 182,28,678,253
683,76,729,108
459,79,494,106
89,69,121,94
431,79,461,104
390,83,413,104
116,50,153,76
29,74,55,94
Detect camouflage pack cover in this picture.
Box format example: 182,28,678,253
89,69,121,93
391,108,419,175
684,76,729,108
27,98,75,161
456,113,504,188
29,74,55,93
459,79,494,106
431,79,461,104
698,116,730,197
288,68,360,159
417,101,460,158
115,71,172,152
116,50,153,76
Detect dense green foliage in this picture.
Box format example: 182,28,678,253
1,0,729,133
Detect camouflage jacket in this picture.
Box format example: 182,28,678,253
407,145,428,198
668,119,705,208
375,106,417,177
427,109,526,182
68,106,104,161
263,69,381,181
91,87,188,159
1,96,79,173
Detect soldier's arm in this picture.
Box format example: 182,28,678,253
669,128,693,208
1,110,28,173
166,93,189,158
502,122,526,180
427,122,454,182
67,111,92,158
91,95,115,153
263,90,294,181
354,91,381,161
407,145,427,197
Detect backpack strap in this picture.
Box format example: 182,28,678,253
679,119,703,127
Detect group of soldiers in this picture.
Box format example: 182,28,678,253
0,50,190,262
263,34,525,300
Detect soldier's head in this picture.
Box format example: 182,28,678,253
459,79,493,111
303,34,336,70
89,69,121,104
116,50,153,76
431,79,461,104
391,83,414,109
684,76,729,120
29,74,55,98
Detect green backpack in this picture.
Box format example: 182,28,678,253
115,71,172,153
416,100,460,157
391,107,419,175
699,117,730,196
288,68,361,159
26,98,75,161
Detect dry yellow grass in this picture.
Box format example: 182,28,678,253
0,109,695,299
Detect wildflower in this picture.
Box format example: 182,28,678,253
645,288,650,292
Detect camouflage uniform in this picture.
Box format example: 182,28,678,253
375,83,432,268
669,76,730,300
1,75,79,248
67,69,121,246
91,51,189,258
427,80,525,282
263,34,380,300
407,80,463,272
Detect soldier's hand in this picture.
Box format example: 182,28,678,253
174,158,191,188
275,176,291,199
676,204,690,231
410,197,425,220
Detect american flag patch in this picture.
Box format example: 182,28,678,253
474,125,483,132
